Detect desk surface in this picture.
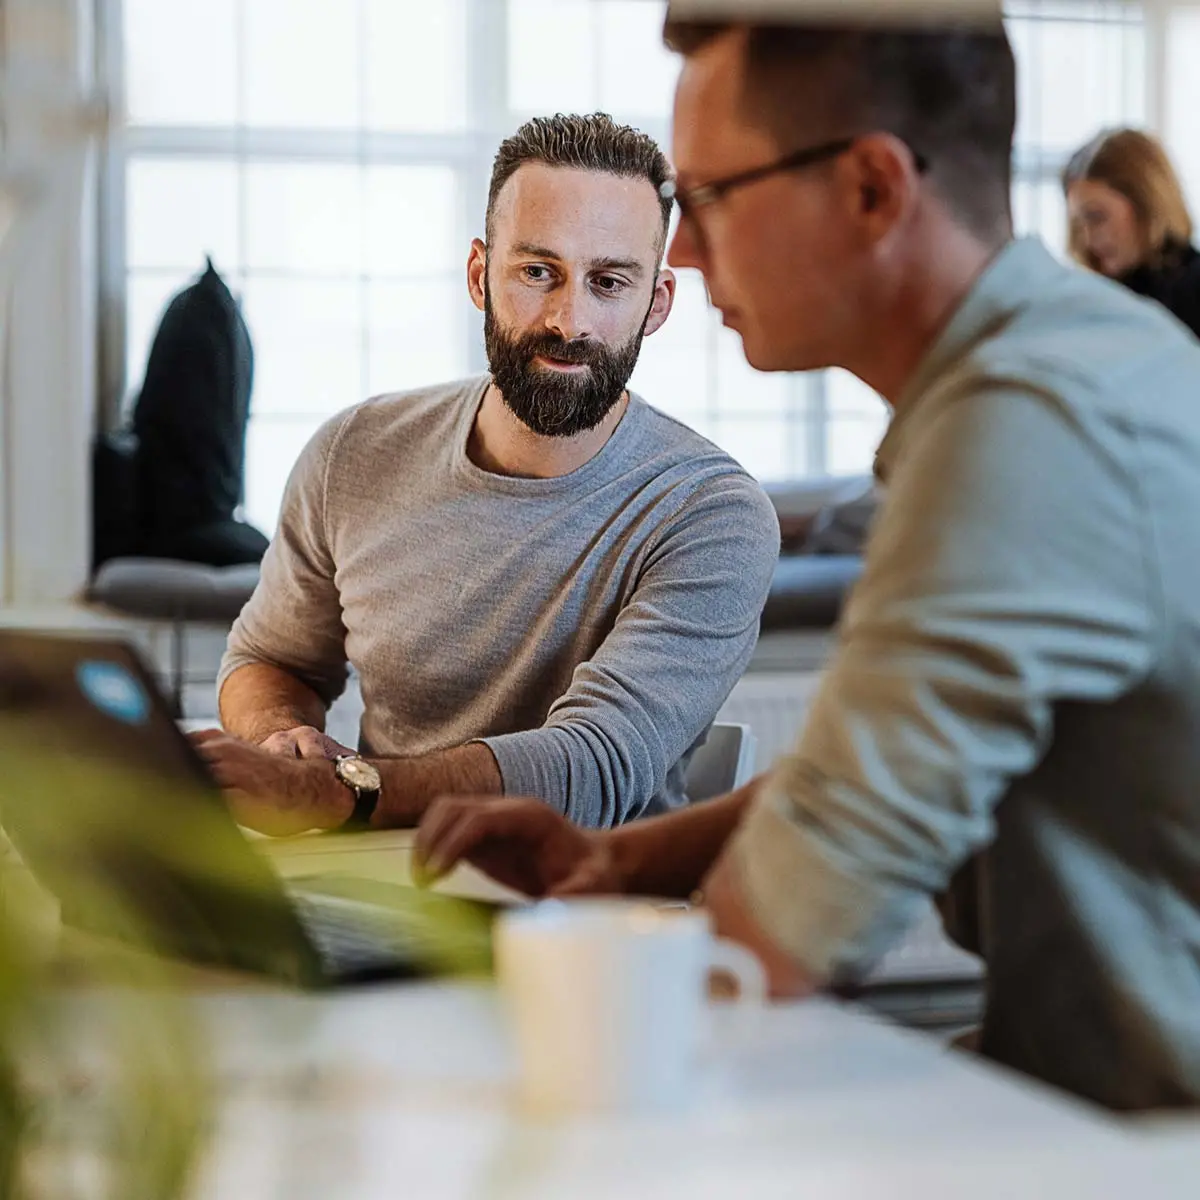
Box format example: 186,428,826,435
259,826,526,905
26,834,1200,1197
75,981,1186,1199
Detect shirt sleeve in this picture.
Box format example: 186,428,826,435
482,474,781,828
218,412,353,707
728,379,1158,980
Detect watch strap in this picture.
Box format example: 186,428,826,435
344,783,380,832
335,756,381,832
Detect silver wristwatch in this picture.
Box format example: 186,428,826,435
333,754,383,831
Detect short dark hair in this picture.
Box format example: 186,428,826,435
662,20,1016,241
486,113,674,252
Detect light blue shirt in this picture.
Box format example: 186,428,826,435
733,238,1200,1110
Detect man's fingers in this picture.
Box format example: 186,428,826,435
188,728,229,747
203,755,240,790
414,798,487,883
413,796,464,874
550,857,611,897
260,726,351,761
192,737,234,763
416,798,542,883
259,731,300,758
293,728,341,760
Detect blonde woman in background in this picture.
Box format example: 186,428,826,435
1063,128,1200,338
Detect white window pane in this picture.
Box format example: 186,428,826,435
245,417,328,534
710,418,791,480
243,0,359,129
508,0,596,115
126,159,240,273
1165,9,1200,215
827,369,886,419
629,271,712,420
1010,17,1145,153
597,1,677,121
125,270,204,404
245,165,360,275
366,280,467,395
828,414,889,477
363,0,467,132
716,327,791,417
826,372,888,475
365,168,459,277
124,0,237,126
1014,179,1068,259
241,279,363,415
1007,15,1039,155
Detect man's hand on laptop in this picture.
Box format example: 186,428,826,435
414,796,623,898
258,725,354,760
190,729,353,837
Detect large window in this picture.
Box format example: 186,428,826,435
1009,0,1146,258
114,0,1151,532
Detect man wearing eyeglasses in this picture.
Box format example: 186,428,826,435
417,6,1200,1111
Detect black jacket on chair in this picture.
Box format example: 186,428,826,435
1119,241,1200,341
130,259,268,566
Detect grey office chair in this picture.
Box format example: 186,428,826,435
684,723,757,803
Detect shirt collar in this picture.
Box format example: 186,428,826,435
873,237,1062,481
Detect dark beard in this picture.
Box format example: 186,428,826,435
484,284,649,439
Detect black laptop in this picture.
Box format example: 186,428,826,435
0,632,498,987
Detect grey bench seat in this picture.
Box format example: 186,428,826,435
88,557,260,713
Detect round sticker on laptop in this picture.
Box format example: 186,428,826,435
76,660,151,726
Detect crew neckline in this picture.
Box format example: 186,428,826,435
451,375,647,496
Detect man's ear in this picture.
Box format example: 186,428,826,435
643,268,677,338
844,134,918,236
467,239,488,313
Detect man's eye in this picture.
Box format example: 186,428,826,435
524,265,552,282
594,276,628,294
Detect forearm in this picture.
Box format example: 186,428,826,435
607,775,767,899
219,663,328,745
370,743,503,828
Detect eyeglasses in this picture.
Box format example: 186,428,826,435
660,136,930,237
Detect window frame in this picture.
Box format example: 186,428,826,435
99,0,1156,506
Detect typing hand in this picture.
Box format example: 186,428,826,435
258,725,354,761
189,729,351,837
414,796,622,899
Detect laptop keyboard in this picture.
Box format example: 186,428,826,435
287,880,496,982
290,891,427,979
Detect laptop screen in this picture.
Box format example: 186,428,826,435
0,632,324,985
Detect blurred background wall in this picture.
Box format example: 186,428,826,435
5,1,1200,610
0,0,98,609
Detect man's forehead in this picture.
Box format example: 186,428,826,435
671,31,778,177
491,163,662,257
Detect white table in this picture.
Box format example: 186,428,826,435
30,831,1199,1197
136,982,1189,1199
257,827,518,900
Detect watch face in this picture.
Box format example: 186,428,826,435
337,757,382,792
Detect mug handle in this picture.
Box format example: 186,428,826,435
707,937,766,1003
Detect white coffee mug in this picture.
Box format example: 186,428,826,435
495,897,765,1118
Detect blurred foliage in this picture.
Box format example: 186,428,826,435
0,726,214,1200
0,711,495,1197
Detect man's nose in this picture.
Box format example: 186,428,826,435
544,285,592,342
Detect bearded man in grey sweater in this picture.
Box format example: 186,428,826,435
194,113,780,835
